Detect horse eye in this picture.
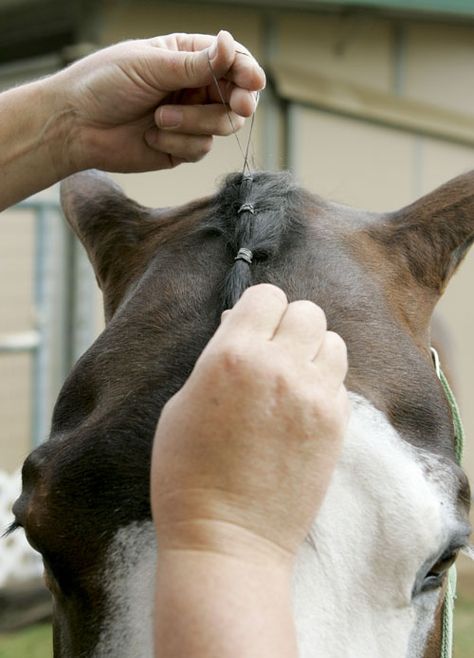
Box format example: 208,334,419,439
420,549,459,593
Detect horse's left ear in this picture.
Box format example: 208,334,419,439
60,170,150,318
369,170,474,295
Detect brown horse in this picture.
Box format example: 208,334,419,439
10,168,473,657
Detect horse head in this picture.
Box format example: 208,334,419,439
12,168,473,657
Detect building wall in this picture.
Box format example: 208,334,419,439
0,208,35,471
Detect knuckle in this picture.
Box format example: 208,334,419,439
183,54,196,83
209,342,251,375
181,143,199,162
211,341,277,384
201,135,213,154
325,331,348,367
222,113,244,136
290,300,327,326
309,303,327,329
191,136,213,161
241,283,287,306
325,329,346,350
168,155,186,169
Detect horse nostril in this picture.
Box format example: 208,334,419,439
22,446,49,485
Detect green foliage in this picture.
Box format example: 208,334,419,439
0,624,52,658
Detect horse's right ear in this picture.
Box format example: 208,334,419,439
369,170,474,297
60,170,149,316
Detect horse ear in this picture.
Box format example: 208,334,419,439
60,170,149,317
370,170,474,295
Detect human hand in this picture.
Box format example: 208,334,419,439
48,30,265,174
151,284,350,566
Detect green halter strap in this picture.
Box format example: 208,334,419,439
431,347,464,658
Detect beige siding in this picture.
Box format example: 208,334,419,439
289,106,417,209
404,22,474,113
101,3,263,58
277,12,394,93
0,210,35,332
0,210,34,471
0,353,31,472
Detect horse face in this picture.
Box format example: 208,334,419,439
12,170,472,657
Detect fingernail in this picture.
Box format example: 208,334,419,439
157,107,183,129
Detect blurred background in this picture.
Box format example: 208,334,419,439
0,0,473,655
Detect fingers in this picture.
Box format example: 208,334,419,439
149,31,234,93
210,285,348,392
268,298,348,387
272,301,327,361
229,88,259,118
144,128,213,163
170,31,266,92
214,284,288,343
313,331,349,389
149,30,265,100
155,104,245,136
216,38,265,93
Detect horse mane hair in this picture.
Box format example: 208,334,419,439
201,170,307,309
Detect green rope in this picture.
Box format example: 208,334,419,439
439,368,464,464
434,353,465,658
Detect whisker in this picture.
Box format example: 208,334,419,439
2,520,21,539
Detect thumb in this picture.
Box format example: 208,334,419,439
157,30,235,91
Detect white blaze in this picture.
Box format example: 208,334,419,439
95,395,455,658
94,522,156,658
293,395,448,658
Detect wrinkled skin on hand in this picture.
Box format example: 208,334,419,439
151,284,350,564
52,30,265,173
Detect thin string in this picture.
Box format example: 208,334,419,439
242,102,258,176
207,52,257,177
235,50,259,174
